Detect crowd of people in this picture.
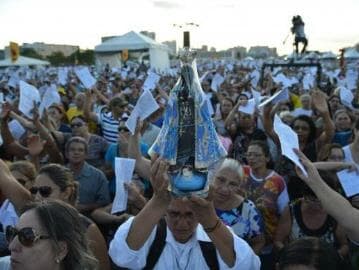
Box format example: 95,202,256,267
0,54,357,270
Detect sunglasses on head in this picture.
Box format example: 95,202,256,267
29,186,53,198
6,226,50,247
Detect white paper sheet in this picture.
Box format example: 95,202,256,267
19,81,41,118
273,115,307,176
210,73,224,92
238,98,256,115
8,119,26,140
8,75,19,88
302,73,315,91
143,72,161,92
339,86,354,108
258,88,289,108
58,68,68,85
125,90,159,134
39,84,61,116
74,67,96,89
337,169,359,197
111,157,136,214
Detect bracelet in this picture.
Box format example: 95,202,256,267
204,218,222,233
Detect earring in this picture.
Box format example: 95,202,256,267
55,258,60,264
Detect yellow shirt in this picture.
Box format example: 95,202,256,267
66,107,98,133
291,94,302,109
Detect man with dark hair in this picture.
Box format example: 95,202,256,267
291,15,308,54
66,136,110,215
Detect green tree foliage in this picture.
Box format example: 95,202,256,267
21,48,44,60
46,50,94,66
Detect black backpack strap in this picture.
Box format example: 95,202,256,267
143,219,167,270
199,241,220,270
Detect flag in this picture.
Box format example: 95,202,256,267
122,49,129,62
10,42,20,62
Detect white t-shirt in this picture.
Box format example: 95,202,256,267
109,217,261,270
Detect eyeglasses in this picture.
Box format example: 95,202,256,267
29,186,53,198
70,122,84,128
6,226,50,247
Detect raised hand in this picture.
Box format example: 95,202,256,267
0,102,11,120
187,186,218,228
26,134,46,157
294,148,321,183
150,158,170,204
312,89,329,115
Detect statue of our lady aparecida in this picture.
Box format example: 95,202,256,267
149,33,227,197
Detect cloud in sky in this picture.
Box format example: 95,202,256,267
0,0,358,55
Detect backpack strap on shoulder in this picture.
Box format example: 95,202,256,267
143,219,167,270
198,240,220,270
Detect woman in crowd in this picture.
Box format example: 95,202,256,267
47,104,72,133
263,90,335,182
342,118,359,166
277,237,342,270
274,171,349,260
213,158,265,254
240,140,289,269
0,161,110,270
332,109,355,146
0,200,97,270
213,97,234,135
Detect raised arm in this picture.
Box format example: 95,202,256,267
295,149,359,242
312,90,335,148
262,103,280,146
126,159,170,250
0,104,28,158
127,120,151,180
83,90,99,123
189,189,236,267
0,159,32,214
223,99,244,127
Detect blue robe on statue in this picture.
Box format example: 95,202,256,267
149,60,227,170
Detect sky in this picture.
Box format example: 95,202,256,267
0,0,358,55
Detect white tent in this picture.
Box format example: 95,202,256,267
0,56,49,67
344,48,359,59
94,31,170,72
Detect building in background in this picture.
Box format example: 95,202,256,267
247,46,277,59
21,42,79,57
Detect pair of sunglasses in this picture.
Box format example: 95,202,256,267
29,186,53,198
70,122,84,128
6,226,50,247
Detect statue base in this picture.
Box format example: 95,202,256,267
168,168,209,198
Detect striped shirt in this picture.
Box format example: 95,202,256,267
97,110,119,143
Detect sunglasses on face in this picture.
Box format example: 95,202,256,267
29,186,53,198
6,226,50,247
70,122,84,128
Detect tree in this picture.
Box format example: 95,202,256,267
21,48,43,60
47,51,68,66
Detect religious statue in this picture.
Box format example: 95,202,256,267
149,32,227,197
